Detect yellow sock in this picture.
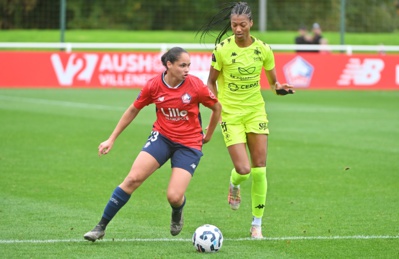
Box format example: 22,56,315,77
251,167,267,218
230,168,250,186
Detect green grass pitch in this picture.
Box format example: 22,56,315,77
0,88,398,258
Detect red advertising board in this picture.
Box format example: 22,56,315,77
0,51,398,89
270,53,399,90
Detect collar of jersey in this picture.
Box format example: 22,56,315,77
162,71,185,89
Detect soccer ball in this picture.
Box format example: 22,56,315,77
192,224,223,253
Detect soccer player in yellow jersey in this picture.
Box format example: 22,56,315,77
198,2,294,238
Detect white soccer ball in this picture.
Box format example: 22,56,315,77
192,224,223,253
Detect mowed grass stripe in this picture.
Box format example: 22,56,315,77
0,94,126,111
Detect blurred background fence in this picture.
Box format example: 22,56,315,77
1,0,399,33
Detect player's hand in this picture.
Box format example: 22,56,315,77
275,83,295,95
203,125,211,144
98,139,114,156
203,135,211,144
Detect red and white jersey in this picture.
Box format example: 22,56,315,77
134,72,218,150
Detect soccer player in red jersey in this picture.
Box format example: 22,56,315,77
84,47,221,242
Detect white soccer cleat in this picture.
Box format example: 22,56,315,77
250,225,263,239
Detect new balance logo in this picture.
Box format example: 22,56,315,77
255,204,265,209
337,58,384,86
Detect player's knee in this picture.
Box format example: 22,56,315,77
121,174,143,192
167,191,184,207
235,165,251,175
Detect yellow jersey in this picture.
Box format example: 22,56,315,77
211,35,275,114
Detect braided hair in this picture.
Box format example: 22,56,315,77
197,2,253,44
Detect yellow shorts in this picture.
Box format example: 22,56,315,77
220,111,269,147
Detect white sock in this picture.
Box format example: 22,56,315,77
252,217,262,226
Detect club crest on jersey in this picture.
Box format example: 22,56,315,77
181,93,191,104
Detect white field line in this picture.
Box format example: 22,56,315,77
0,235,398,244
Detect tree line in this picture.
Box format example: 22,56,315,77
0,0,398,32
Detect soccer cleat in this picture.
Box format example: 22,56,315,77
250,225,263,239
170,209,184,236
228,183,241,210
84,224,105,242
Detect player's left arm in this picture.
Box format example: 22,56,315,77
198,81,222,144
203,101,222,144
262,42,295,96
265,68,295,96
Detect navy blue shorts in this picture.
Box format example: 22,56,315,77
141,131,203,175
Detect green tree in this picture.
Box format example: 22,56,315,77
0,0,397,32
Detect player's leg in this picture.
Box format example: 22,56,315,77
245,110,269,238
120,152,161,193
247,133,268,239
84,131,170,242
221,117,251,210
84,152,160,242
227,143,251,210
167,168,191,236
167,146,201,236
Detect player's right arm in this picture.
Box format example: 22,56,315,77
99,82,154,156
98,104,141,156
